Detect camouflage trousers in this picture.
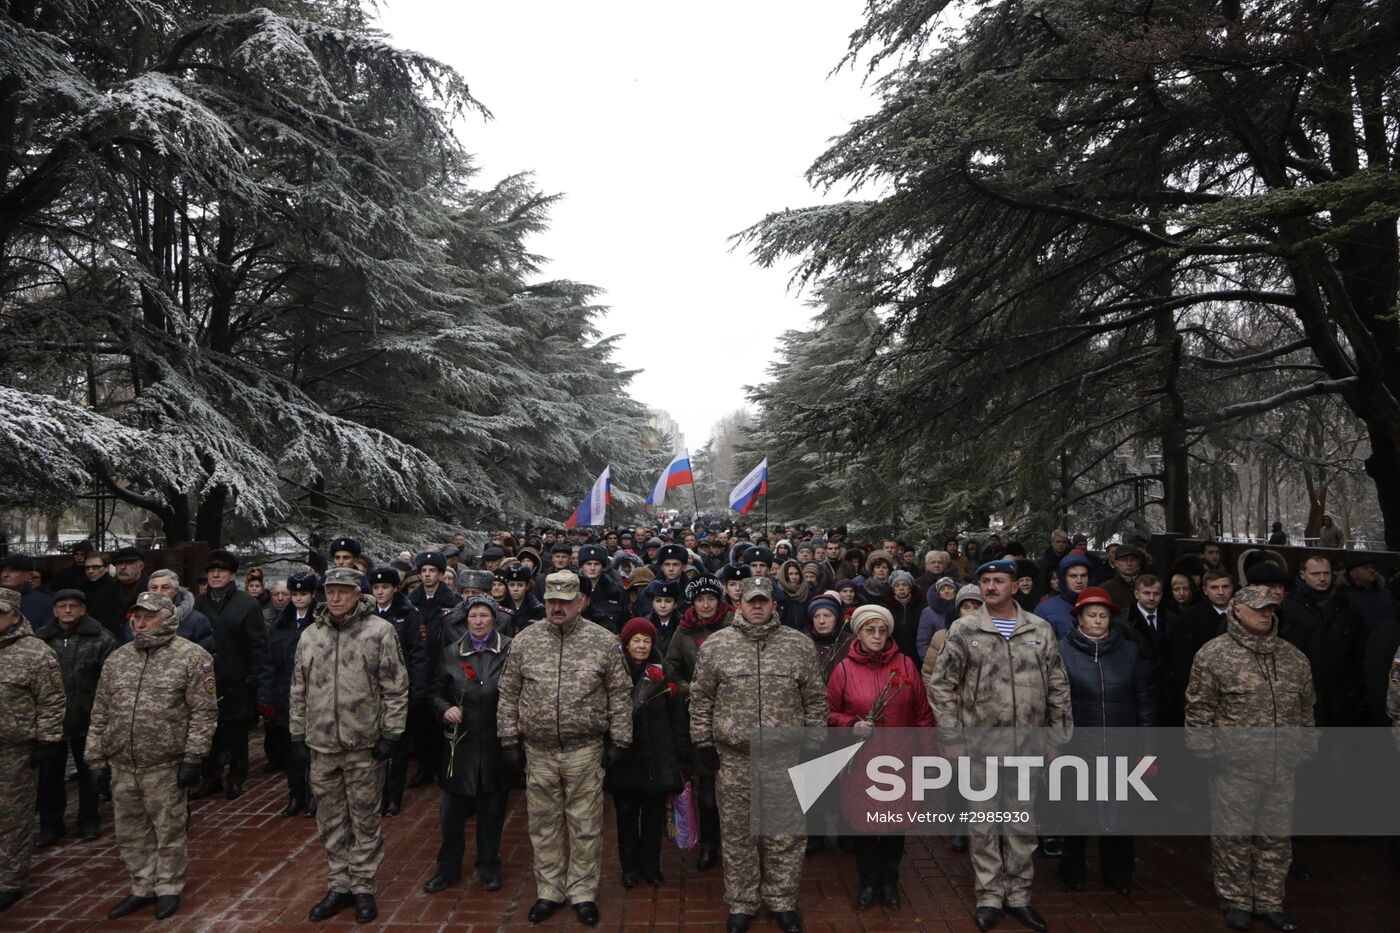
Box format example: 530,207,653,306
1209,773,1294,912
0,744,36,893
716,749,804,915
111,765,188,897
524,741,604,903
968,763,1038,909
309,748,387,895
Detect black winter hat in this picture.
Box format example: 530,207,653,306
329,536,362,558
742,545,775,566
503,562,534,583
1245,561,1289,586
578,545,608,566
415,551,447,572
656,544,688,565
685,576,724,601
481,546,505,561
111,546,144,564
52,588,87,605
717,562,752,583
206,549,239,572
288,572,319,593
647,580,684,600
369,567,401,587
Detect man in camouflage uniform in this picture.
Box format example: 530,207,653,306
289,567,408,924
929,559,1072,933
1389,645,1400,750
1186,586,1316,933
86,591,217,920
0,588,66,912
497,570,632,927
689,577,828,933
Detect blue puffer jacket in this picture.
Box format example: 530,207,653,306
1037,555,1094,638
1058,624,1155,730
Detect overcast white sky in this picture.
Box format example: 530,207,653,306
374,1,880,448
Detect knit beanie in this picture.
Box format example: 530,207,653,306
850,604,895,634
890,570,915,588
807,594,843,621
619,617,658,647
955,584,984,609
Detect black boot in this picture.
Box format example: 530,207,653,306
974,907,1003,931
1006,905,1047,932
726,915,752,933
305,798,318,818
154,895,180,919
108,894,157,919
855,886,876,910
424,873,456,894
572,901,600,926
1223,908,1251,931
880,885,901,909
527,899,563,923
308,890,354,922
354,894,377,923
773,910,803,933
1254,912,1298,932
696,845,718,870
281,796,306,818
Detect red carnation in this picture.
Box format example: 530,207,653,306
644,664,664,681
461,662,477,680
667,681,679,696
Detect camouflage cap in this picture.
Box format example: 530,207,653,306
133,591,175,614
739,577,774,603
0,588,20,613
323,566,364,588
543,570,582,601
1231,584,1280,610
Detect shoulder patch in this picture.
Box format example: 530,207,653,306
200,661,214,673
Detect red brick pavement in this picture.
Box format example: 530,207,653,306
4,742,1396,932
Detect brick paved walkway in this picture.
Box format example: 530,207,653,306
4,742,1396,932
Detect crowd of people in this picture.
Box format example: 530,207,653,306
0,518,1398,933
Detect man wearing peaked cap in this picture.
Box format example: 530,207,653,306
497,569,633,926
291,564,408,924
0,588,66,913
368,568,428,817
502,563,546,635
194,548,266,802
86,588,217,920
577,546,625,633
407,553,459,789
259,571,319,818
329,538,362,565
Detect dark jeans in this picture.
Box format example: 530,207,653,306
1060,834,1135,890
851,833,906,887
436,789,508,880
696,774,720,848
384,736,413,806
411,702,441,778
265,723,308,800
37,732,96,834
203,719,250,786
613,790,667,875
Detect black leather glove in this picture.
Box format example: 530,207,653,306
697,746,721,772
30,739,66,769
176,762,202,788
287,740,310,772
91,766,112,797
371,736,398,761
602,742,625,769
500,742,524,778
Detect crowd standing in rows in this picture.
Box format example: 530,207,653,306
0,519,1399,933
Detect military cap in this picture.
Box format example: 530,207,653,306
111,546,144,564
975,559,1019,579
415,551,447,572
481,546,505,561
323,566,364,588
685,576,724,601
1232,585,1281,610
0,588,21,614
502,562,534,583
205,548,239,572
543,570,583,601
368,567,401,587
459,569,495,593
717,562,752,584
52,588,87,605
647,579,684,600
329,536,362,558
577,544,608,566
742,545,775,566
288,572,319,593
133,591,175,614
656,544,688,565
739,577,774,603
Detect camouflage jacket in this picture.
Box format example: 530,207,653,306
497,616,633,750
290,595,409,754
33,615,118,736
86,612,217,771
689,612,828,753
1185,617,1317,775
1388,646,1400,750
0,617,66,747
928,604,1073,748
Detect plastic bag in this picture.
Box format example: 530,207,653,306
666,781,698,850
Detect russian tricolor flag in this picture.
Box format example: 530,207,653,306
564,466,611,528
728,457,767,515
646,451,694,507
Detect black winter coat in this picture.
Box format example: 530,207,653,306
1278,584,1365,726
373,592,430,700
604,654,691,796
584,572,627,632
1059,625,1156,732
646,611,682,657
88,577,148,638
504,590,545,636
409,584,461,690
33,615,118,736
432,628,512,797
1162,603,1229,726
196,586,266,721
257,606,314,725
884,588,924,663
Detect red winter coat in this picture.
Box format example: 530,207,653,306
827,641,935,829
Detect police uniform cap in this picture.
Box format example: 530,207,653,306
369,567,402,587
502,562,534,583
648,579,684,600
656,544,688,565
415,551,447,572
288,572,319,593
743,545,775,566
578,544,608,566
329,536,362,558
459,569,495,592
717,562,752,583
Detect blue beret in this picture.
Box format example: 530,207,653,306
975,559,1019,578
